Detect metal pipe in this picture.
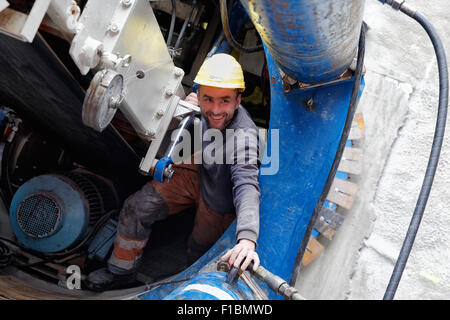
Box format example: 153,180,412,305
166,0,176,46
165,113,196,158
207,31,225,57
153,113,196,182
250,264,306,300
174,0,197,51
240,0,365,84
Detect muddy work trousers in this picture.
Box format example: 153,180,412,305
107,163,236,273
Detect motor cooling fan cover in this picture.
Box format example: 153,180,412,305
9,175,90,253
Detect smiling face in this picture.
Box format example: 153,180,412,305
198,85,241,130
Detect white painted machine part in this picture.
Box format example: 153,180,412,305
0,0,51,42
0,0,8,13
46,0,81,40
69,0,191,174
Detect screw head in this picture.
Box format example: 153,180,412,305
175,69,183,77
121,0,132,7
156,109,165,117
109,23,119,34
145,129,156,137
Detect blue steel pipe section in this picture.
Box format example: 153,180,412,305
240,0,365,84
163,272,256,300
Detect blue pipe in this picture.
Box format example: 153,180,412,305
240,0,365,84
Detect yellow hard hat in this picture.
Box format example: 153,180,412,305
194,53,245,91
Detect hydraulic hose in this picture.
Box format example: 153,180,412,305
378,0,449,300
219,0,263,53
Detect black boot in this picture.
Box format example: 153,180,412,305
186,235,211,267
84,267,137,292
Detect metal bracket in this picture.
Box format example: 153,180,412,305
173,100,201,118
0,0,51,42
0,1,8,12
139,95,181,175
138,99,199,176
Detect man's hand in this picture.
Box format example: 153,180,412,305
185,92,199,106
220,239,260,272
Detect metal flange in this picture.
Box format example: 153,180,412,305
82,69,123,132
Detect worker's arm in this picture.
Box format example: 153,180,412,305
221,126,262,271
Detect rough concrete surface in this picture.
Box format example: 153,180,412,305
295,0,450,300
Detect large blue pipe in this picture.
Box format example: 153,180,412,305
240,0,365,84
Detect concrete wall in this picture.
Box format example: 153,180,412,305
295,0,450,300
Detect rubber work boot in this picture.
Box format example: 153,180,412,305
84,267,137,292
186,235,211,267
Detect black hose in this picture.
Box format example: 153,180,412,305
166,0,176,47
289,22,366,286
219,0,263,53
173,0,197,51
381,4,449,300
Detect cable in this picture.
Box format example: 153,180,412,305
166,0,176,46
378,1,449,300
219,0,263,53
289,22,367,286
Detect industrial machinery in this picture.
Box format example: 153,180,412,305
0,0,446,301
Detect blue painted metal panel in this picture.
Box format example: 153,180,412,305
255,47,362,299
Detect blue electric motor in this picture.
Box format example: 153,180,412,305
9,169,119,253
